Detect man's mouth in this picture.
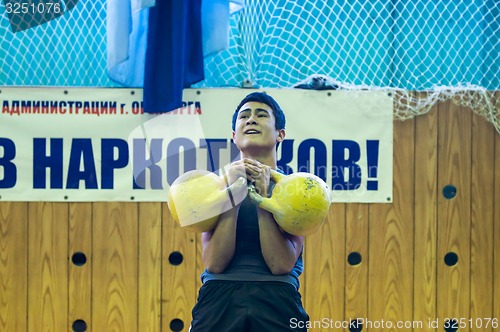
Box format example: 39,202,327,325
244,129,261,135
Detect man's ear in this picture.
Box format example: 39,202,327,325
277,129,286,142
232,131,236,139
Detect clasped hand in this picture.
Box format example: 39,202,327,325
226,158,271,197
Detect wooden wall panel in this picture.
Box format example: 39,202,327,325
304,203,345,325
138,202,162,332
470,112,495,330
195,234,204,301
68,202,92,331
0,202,27,332
494,97,500,329
437,102,472,330
27,202,69,332
92,202,138,332
414,102,438,329
0,99,499,332
368,116,415,330
344,203,368,330
162,208,197,332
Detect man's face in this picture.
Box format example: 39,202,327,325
232,101,284,152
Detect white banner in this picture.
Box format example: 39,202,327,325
0,87,393,202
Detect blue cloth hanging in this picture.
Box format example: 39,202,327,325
143,0,204,113
107,0,155,87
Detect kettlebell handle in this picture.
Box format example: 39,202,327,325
248,168,285,205
269,169,285,183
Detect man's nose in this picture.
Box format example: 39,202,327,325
246,115,257,125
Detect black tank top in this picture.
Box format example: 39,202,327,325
201,191,303,290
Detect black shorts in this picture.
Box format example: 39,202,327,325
190,280,310,332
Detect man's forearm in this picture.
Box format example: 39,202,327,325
257,208,299,275
202,207,239,273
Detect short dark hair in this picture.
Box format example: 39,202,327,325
232,92,286,131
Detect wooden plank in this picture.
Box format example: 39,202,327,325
345,203,368,330
470,111,495,330
195,233,203,298
138,202,162,332
68,203,93,331
27,202,69,332
368,117,415,330
162,206,197,332
304,203,345,325
494,91,500,331
0,202,28,332
414,100,438,330
437,101,472,331
92,202,138,332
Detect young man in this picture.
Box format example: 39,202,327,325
189,92,309,331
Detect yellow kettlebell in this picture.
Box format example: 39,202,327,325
167,170,247,232
248,169,331,236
